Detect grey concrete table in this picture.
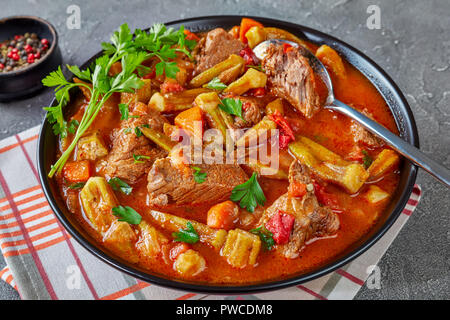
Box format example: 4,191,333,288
0,0,448,300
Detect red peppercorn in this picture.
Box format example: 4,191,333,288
41,38,49,45
11,48,18,54
7,51,13,58
27,53,35,63
24,44,33,53
34,52,41,59
14,35,22,41
0,63,4,70
12,53,20,61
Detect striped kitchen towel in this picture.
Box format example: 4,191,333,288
0,125,422,300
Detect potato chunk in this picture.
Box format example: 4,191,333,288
80,177,118,234
245,26,267,49
366,185,390,203
224,68,267,95
316,45,346,79
136,220,168,258
103,220,139,264
221,229,261,268
76,131,108,161
174,249,206,277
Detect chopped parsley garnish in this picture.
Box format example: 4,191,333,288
247,64,265,72
362,150,373,169
67,182,85,190
250,225,275,250
43,22,196,178
230,172,266,213
112,205,142,224
133,153,151,164
219,98,244,120
123,128,132,134
192,166,207,184
205,77,227,90
134,127,143,137
118,103,129,120
172,222,199,244
108,177,132,195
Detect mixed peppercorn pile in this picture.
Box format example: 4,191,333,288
0,33,50,73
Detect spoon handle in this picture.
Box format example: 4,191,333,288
328,100,450,188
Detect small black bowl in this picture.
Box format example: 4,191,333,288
0,16,62,101
38,16,419,294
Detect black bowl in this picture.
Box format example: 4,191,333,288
0,16,62,101
37,15,419,294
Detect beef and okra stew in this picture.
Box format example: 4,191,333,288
44,18,401,284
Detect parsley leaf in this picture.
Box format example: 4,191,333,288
172,222,199,244
67,65,92,82
67,182,85,190
250,225,275,250
219,98,244,120
133,154,150,164
108,177,132,195
112,206,142,224
134,127,143,137
362,150,373,169
230,172,266,213
192,166,207,184
205,77,227,90
112,205,142,224
118,103,129,120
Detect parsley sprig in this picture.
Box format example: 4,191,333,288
250,225,275,250
172,222,200,244
192,166,207,184
108,177,132,195
205,77,227,90
112,205,142,224
43,23,196,178
219,98,244,121
230,172,266,213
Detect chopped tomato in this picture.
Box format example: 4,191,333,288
183,29,200,41
288,181,307,198
269,110,295,149
169,242,190,260
63,160,92,183
229,26,240,39
239,18,264,44
207,200,239,230
248,87,266,97
265,211,295,245
160,80,185,94
283,43,294,53
313,182,340,211
239,46,258,66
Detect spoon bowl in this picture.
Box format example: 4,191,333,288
253,39,450,187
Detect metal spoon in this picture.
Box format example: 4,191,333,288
253,39,450,187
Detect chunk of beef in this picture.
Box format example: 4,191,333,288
262,44,321,119
233,96,264,128
194,28,245,75
100,106,168,184
260,161,339,258
349,108,384,147
147,158,248,206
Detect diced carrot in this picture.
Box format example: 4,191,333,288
183,29,200,41
265,211,295,245
63,160,92,183
229,26,240,39
207,200,239,230
288,181,307,198
169,242,190,260
174,106,204,138
239,18,264,44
